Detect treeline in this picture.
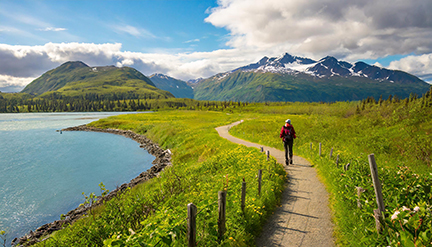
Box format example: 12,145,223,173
0,93,250,113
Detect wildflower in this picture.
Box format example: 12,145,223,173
402,206,410,212
391,210,400,220
414,206,420,212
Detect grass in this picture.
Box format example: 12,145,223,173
20,92,432,246
229,98,432,246
34,110,286,246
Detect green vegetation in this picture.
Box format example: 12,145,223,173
149,74,194,99
0,95,249,113
21,61,171,100
34,111,286,246
194,71,430,102
20,86,432,246
229,91,432,246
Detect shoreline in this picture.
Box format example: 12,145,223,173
13,125,172,246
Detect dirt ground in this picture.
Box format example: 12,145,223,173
216,121,335,247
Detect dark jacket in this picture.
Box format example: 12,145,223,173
280,124,296,141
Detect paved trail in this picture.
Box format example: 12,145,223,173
216,121,334,247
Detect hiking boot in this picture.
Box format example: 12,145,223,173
290,158,293,164
285,159,289,165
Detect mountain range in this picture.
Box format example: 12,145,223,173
192,53,430,102
19,53,430,103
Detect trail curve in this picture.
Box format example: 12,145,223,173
216,121,334,247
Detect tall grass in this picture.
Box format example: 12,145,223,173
34,111,286,246
230,97,432,246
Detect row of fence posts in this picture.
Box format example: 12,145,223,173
187,148,269,246
311,142,385,234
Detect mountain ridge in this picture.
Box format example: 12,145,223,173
21,61,173,99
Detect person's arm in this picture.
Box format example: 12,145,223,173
279,127,284,138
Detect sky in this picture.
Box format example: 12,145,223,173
1,0,432,92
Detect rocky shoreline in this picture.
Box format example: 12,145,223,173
13,125,172,246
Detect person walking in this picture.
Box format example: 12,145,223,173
280,119,296,165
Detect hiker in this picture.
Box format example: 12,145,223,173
280,119,296,165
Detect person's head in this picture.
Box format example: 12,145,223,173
285,119,291,125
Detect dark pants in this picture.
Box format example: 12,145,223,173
284,140,293,162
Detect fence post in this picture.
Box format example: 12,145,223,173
260,147,264,152
241,179,246,212
187,203,197,247
329,148,333,158
258,169,262,196
368,154,385,213
368,154,385,234
374,209,383,234
218,191,227,242
310,143,312,150
336,154,340,167
266,150,270,161
319,143,322,156
344,163,350,171
356,186,365,208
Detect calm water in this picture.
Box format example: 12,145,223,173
0,112,154,244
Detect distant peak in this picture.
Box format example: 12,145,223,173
150,73,171,79
319,56,338,62
60,61,89,68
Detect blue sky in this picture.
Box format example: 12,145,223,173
1,0,228,53
1,0,432,92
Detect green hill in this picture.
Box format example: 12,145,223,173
194,71,431,102
21,61,174,99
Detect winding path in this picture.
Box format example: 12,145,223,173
216,121,334,247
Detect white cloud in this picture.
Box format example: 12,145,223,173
184,39,200,43
388,53,432,84
0,42,268,88
111,24,157,39
38,27,67,32
205,0,432,60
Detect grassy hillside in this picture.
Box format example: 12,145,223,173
21,61,173,100
194,71,430,102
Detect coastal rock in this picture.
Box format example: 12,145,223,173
14,125,172,246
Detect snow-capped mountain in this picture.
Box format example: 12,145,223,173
235,53,424,84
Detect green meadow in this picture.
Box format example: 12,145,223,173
19,88,432,246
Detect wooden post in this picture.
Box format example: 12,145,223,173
310,143,312,150
266,150,270,161
368,154,385,214
329,148,333,158
258,169,262,196
344,163,350,171
187,203,197,247
356,187,365,208
241,179,246,212
260,147,264,152
218,191,227,242
336,154,340,167
373,209,383,234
